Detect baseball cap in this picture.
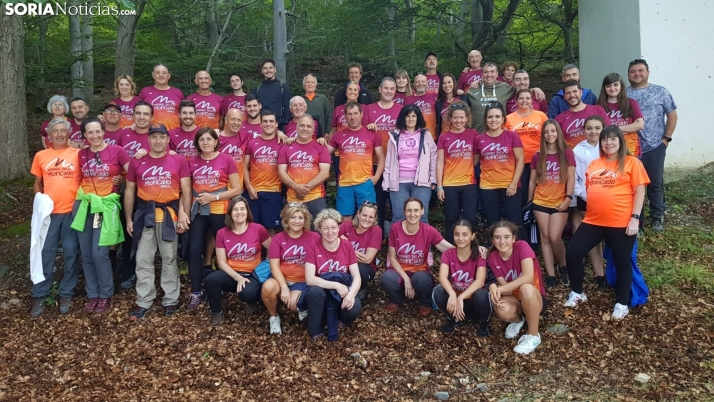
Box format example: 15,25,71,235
425,52,437,60
104,101,121,111
148,123,168,135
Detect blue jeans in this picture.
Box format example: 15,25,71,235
389,182,431,224
33,213,80,298
641,142,667,221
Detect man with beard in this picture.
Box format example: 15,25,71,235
555,80,611,149
241,94,263,139
118,101,153,159
547,64,597,119
252,59,292,129
169,100,200,160
406,74,438,138
187,70,223,129
220,73,247,118
69,97,89,147
138,63,184,130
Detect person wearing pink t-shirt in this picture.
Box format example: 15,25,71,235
284,96,319,139
168,100,200,160
457,50,483,94
394,69,412,105
424,52,441,95
597,73,645,156
138,64,184,130
479,221,546,355
220,74,247,118
304,209,362,341
555,80,611,149
381,198,454,316
40,94,69,149
101,103,125,146
406,74,438,139
112,75,140,128
339,202,382,300
117,101,153,158
187,71,223,130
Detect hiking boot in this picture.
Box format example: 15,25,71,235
595,276,607,291
651,220,664,233
558,267,570,286
612,303,629,320
120,274,137,290
31,298,45,317
269,315,282,335
210,311,224,326
505,315,525,339
311,333,325,342
164,305,178,316
129,306,150,320
185,292,204,311
298,309,308,321
386,302,399,313
83,298,99,313
441,320,462,334
563,291,587,307
419,306,433,317
513,333,541,354
59,297,72,315
545,276,558,288
94,298,111,313
477,321,490,338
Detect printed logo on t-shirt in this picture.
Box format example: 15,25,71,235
282,245,306,265
227,242,258,262
565,118,586,136
123,140,144,156
546,161,561,182
447,139,473,156
350,241,366,254
288,150,315,167
318,258,343,274
253,145,278,162
140,165,172,187
192,165,221,185
450,268,473,292
480,142,509,161
175,139,196,155
195,100,218,118
373,114,397,132
82,158,110,178
397,243,424,265
45,157,76,176
221,144,243,162
589,168,618,187
149,95,176,111
341,136,367,154
413,100,433,114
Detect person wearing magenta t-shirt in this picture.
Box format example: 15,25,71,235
187,71,223,130
554,80,611,149
479,221,546,355
597,73,645,156
69,97,89,147
394,70,412,105
205,196,272,326
432,220,493,336
102,103,124,146
138,64,184,131
284,96,319,139
262,203,320,335
220,74,247,119
169,100,200,160
240,94,264,139
424,52,442,96
406,74,438,139
339,202,382,301
381,198,454,316
457,50,483,95
118,101,153,159
304,209,362,341
112,75,140,128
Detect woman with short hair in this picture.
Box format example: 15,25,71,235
40,95,70,149
112,75,140,127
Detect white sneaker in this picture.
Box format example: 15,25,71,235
298,309,308,321
504,315,525,339
513,333,541,354
563,291,588,307
612,303,629,320
269,315,282,335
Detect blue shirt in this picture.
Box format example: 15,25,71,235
626,84,677,153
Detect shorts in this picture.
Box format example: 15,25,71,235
246,191,282,228
532,203,568,215
287,281,308,293
577,196,587,212
336,179,376,216
511,290,547,315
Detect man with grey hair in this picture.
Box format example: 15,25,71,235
285,96,319,139
547,63,597,118
302,74,331,138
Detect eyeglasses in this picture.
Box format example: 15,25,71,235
449,103,467,111
486,102,503,109
288,202,304,207
105,109,121,115
94,151,103,166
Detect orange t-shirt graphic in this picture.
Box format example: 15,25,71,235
530,149,576,208
477,130,523,190
437,129,479,186
328,127,381,187
245,136,282,192
138,86,184,130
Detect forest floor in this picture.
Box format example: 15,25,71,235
1,94,713,401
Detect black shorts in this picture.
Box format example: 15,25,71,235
577,196,587,212
532,203,567,215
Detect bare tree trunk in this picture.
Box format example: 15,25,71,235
69,0,83,98
0,12,30,179
386,5,399,74
35,18,49,111
205,0,219,47
562,0,576,63
115,0,146,79
405,0,415,43
81,12,94,106
273,0,288,82
470,0,484,44
206,4,238,73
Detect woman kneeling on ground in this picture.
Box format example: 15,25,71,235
261,202,319,335
432,219,493,336
339,201,382,301
380,197,454,316
304,208,362,341
205,196,272,326
480,220,547,355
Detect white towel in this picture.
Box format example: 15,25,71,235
30,193,54,284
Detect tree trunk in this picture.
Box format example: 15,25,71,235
405,0,415,43
69,0,83,98
115,0,146,79
470,0,484,45
0,12,30,179
386,5,399,74
273,0,288,82
205,0,219,47
206,4,238,73
35,18,49,111
81,12,94,106
563,24,574,63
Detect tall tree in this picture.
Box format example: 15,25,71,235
69,0,83,98
469,0,522,52
531,0,577,63
0,12,30,179
115,0,146,79
273,0,288,81
81,13,94,106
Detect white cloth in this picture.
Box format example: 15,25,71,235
572,140,601,203
30,193,54,284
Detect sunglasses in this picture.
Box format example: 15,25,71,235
449,103,467,111
94,151,103,166
288,202,305,207
361,200,377,208
486,102,503,109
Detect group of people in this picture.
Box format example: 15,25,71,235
30,54,676,355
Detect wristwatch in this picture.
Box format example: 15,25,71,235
631,214,641,220
662,136,672,143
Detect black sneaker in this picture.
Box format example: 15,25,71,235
120,274,137,290
129,306,150,320
164,304,178,316
476,321,490,337
210,311,224,326
441,320,463,334
545,276,558,288
651,219,664,233
559,267,570,286
595,276,607,290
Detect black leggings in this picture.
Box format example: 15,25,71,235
205,270,262,313
358,263,374,290
305,286,362,337
188,214,225,293
480,187,525,238
374,167,388,233
432,285,492,323
566,222,635,305
442,185,478,244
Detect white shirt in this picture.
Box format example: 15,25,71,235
572,139,601,202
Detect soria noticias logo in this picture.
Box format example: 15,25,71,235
2,1,136,16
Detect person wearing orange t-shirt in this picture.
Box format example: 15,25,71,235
527,120,575,288
124,123,192,320
30,118,82,317
206,196,272,326
406,74,438,139
564,126,649,321
187,70,223,129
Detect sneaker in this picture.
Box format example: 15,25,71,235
595,276,607,291
269,315,282,335
386,302,399,313
94,298,111,313
505,316,525,339
83,298,99,313
441,320,463,334
311,333,325,342
210,311,224,326
612,303,629,320
476,321,490,338
120,274,137,290
563,291,588,307
651,220,664,233
545,276,558,288
59,296,72,315
558,267,570,286
338,320,347,330
298,309,308,321
130,306,150,320
31,298,45,317
513,333,541,354
186,292,204,311
419,306,432,316
164,305,178,316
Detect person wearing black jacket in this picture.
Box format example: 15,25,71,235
435,72,470,136
252,59,292,129
334,62,372,106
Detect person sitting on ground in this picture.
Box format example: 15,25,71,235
338,201,382,301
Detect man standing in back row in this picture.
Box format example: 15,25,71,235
253,59,292,130
187,70,223,129
548,64,597,118
139,63,184,130
627,58,677,233
334,63,372,106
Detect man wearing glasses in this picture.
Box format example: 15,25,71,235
102,102,124,146
626,58,678,233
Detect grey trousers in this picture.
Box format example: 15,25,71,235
32,213,80,298
135,225,180,308
77,212,115,298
